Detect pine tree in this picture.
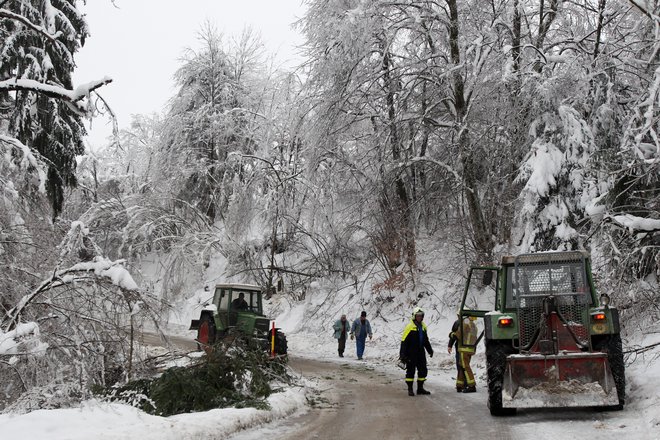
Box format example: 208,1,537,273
0,0,102,217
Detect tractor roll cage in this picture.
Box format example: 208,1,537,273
511,251,594,352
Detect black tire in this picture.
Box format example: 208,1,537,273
197,314,217,350
274,330,288,355
486,339,517,416
594,334,625,410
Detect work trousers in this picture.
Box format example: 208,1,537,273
356,337,366,358
337,336,346,355
456,349,475,387
405,358,428,382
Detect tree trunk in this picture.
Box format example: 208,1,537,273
381,40,416,269
446,0,493,261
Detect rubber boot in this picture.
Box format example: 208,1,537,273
417,381,431,395
407,382,415,396
463,385,476,393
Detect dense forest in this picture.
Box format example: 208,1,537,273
0,0,658,411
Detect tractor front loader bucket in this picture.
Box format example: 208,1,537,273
502,352,619,408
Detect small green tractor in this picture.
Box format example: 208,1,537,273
190,283,288,355
460,250,625,415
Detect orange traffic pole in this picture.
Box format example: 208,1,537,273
271,322,276,358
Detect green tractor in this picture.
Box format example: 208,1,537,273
190,284,288,355
460,251,625,415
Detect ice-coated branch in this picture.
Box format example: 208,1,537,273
0,8,63,42
0,134,48,193
0,76,113,115
605,213,660,234
627,0,660,22
3,257,139,332
0,77,112,101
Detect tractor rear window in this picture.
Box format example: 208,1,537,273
505,262,592,309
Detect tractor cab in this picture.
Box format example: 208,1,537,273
213,285,263,326
204,284,267,336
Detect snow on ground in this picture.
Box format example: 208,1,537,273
0,384,308,440
277,313,659,440
1,239,659,439
0,299,659,439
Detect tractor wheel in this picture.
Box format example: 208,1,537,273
486,339,516,416
197,314,217,352
274,331,288,355
594,334,625,410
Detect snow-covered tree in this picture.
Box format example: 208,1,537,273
0,0,111,217
158,24,265,222
515,104,599,251
595,1,660,285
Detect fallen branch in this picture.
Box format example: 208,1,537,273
624,341,660,355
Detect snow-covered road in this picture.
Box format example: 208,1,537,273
229,353,656,440
235,357,481,439
0,329,656,439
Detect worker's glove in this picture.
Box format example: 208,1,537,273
350,334,354,340
429,350,434,358
447,347,452,354
399,356,408,364
368,335,372,340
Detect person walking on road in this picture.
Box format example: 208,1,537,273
448,315,479,393
333,314,350,357
350,311,372,360
400,307,434,396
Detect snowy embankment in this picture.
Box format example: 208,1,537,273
0,384,307,439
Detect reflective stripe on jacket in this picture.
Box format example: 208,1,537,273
400,319,433,361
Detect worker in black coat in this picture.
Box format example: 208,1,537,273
399,307,434,396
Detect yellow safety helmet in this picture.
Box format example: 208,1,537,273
412,307,425,317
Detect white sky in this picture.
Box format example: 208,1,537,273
73,0,307,149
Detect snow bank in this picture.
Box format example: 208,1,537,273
0,384,307,440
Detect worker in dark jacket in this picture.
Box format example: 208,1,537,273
399,307,434,396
